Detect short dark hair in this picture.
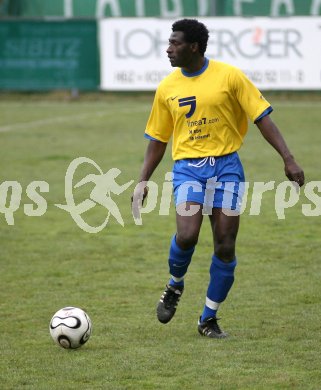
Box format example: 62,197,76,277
172,19,209,56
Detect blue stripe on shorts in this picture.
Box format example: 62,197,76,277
173,152,245,211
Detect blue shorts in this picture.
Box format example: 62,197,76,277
173,152,245,211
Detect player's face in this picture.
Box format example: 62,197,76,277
166,31,195,68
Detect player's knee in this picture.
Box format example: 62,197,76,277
215,238,236,262
176,232,198,250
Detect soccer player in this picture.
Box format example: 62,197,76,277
131,19,304,338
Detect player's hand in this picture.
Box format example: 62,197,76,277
284,158,305,187
131,183,149,222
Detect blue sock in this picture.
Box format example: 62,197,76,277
169,277,184,287
168,235,195,287
201,255,237,321
201,305,217,321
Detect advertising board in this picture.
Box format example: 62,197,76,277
100,17,321,90
0,20,99,90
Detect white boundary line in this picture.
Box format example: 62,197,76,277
0,101,319,133
0,107,148,133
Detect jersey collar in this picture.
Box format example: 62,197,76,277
181,57,209,77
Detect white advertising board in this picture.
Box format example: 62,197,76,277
99,17,321,91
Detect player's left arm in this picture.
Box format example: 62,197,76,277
256,114,305,186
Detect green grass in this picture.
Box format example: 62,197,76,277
0,94,321,389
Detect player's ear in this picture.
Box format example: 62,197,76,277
190,42,199,53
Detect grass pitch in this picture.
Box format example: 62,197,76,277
0,93,320,389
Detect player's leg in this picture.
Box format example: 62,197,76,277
198,152,244,337
157,202,203,324
198,209,239,338
207,208,239,315
170,201,203,285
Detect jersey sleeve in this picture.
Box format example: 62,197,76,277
145,86,173,143
231,67,272,123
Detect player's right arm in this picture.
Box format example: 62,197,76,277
131,139,167,219
132,84,172,219
138,139,168,183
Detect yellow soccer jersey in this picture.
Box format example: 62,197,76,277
145,58,271,160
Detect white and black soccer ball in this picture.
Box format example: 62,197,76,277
49,307,92,349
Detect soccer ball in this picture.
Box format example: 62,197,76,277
49,307,92,349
